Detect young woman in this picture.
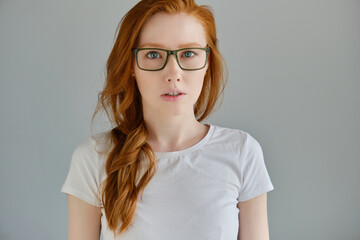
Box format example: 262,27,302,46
61,0,274,239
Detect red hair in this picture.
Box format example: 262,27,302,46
91,0,227,237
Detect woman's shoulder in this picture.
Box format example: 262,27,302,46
72,130,113,162
210,124,253,141
90,130,114,155
210,124,263,152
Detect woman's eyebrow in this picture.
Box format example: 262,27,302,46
139,42,203,48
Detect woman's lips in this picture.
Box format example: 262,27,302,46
161,93,185,102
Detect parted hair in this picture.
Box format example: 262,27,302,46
91,0,227,237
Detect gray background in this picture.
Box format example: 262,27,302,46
0,0,359,239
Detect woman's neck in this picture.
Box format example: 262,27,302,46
143,110,209,152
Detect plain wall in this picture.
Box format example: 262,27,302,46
0,0,359,239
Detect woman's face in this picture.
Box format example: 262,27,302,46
133,12,209,118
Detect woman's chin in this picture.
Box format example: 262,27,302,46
158,105,193,118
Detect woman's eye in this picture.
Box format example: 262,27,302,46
147,51,160,59
183,51,195,57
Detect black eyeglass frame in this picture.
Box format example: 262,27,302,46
132,47,210,71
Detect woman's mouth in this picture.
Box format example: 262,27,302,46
161,92,185,102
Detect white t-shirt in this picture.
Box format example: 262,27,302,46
61,124,274,240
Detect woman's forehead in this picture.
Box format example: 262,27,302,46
138,42,204,49
137,12,207,49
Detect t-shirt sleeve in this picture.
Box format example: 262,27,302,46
237,132,274,202
60,136,102,207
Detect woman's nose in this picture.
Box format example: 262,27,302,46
164,55,182,82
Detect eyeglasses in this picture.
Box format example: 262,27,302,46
132,47,210,71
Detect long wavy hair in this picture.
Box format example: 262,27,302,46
91,0,228,237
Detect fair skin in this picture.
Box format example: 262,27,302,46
237,193,270,240
66,194,101,240
66,12,270,240
133,12,209,152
